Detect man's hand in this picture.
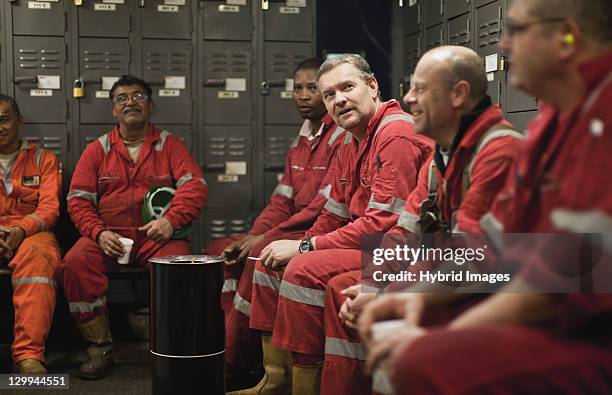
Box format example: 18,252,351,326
366,325,427,373
0,226,25,260
260,239,301,271
97,230,125,258
139,217,173,243
224,234,265,265
339,284,376,330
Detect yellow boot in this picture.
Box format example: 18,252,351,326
76,313,114,380
15,359,47,374
227,335,291,395
291,363,322,395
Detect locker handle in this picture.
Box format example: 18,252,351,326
204,79,225,87
138,0,145,7
265,80,286,87
264,164,285,171
146,80,164,87
13,76,38,84
204,163,226,172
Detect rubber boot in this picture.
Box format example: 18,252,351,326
227,334,291,394
15,359,47,374
292,363,322,395
76,313,114,379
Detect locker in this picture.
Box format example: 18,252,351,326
423,0,444,28
264,0,313,42
143,40,192,124
424,23,445,51
22,124,68,171
476,1,503,104
446,0,471,19
402,33,421,83
505,110,537,132
157,124,194,152
141,0,191,39
263,42,311,125
11,0,65,36
202,1,251,41
79,124,112,153
78,38,129,124
475,0,497,7
202,41,251,125
403,0,420,35
506,83,538,112
13,36,66,124
202,209,252,245
77,0,129,38
264,125,298,164
264,170,285,206
202,126,252,208
447,12,471,47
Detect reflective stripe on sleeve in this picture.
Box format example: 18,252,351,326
67,189,98,205
12,276,57,287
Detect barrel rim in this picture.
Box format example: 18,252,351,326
149,255,224,265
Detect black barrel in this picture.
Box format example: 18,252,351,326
150,255,225,395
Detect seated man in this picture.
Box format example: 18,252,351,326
60,75,207,379
0,94,62,373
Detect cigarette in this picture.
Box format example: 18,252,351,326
247,257,262,261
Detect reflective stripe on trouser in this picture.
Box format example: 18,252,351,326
225,231,304,369
9,231,61,363
271,249,361,355
250,260,283,332
321,270,371,395
60,230,191,323
204,234,244,320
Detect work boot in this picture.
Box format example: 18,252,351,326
292,363,322,395
15,359,47,374
227,335,291,395
128,307,150,341
76,313,114,380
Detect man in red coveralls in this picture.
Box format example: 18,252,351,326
0,94,62,374
242,54,431,394
204,57,346,380
360,1,612,394
60,75,207,379
321,45,524,395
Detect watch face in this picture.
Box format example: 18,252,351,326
299,238,311,253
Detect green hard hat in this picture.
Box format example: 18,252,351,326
142,184,192,239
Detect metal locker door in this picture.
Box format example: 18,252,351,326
423,0,444,28
475,0,496,7
446,0,471,19
202,208,252,245
476,1,503,104
506,111,537,132
77,0,129,38
402,32,421,89
13,36,66,124
202,126,252,208
424,23,445,52
447,12,471,48
79,124,113,154
263,42,311,125
263,170,284,205
264,0,313,42
202,1,251,41
264,125,296,164
141,0,192,39
143,40,192,125
21,124,68,173
157,125,194,152
505,82,538,112
403,0,420,35
11,0,65,36
202,41,251,125
78,38,129,124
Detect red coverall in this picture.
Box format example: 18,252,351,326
250,100,432,358
392,51,612,394
0,141,61,363
320,101,523,394
60,125,207,322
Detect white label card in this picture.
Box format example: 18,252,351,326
102,0,125,4
96,90,110,99
164,76,186,90
158,5,179,12
37,75,60,90
219,5,240,12
225,161,247,176
486,72,494,82
280,91,293,99
279,6,299,14
218,91,240,99
286,0,306,7
30,89,53,97
218,174,239,183
28,2,51,9
95,3,116,11
225,78,246,92
485,54,499,73
285,78,294,92
409,0,417,6
159,89,180,97
226,0,247,5
102,76,120,91
164,0,186,5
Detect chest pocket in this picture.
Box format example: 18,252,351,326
13,176,41,213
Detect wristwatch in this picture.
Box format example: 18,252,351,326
298,238,314,253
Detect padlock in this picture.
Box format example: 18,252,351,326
74,0,83,5
73,78,85,98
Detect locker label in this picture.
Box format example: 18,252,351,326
219,5,240,12
286,0,306,6
226,0,247,5
485,54,499,72
158,5,179,12
95,90,110,99
102,77,120,91
226,161,247,176
28,2,52,9
285,78,294,91
218,91,240,99
94,3,116,11
279,6,300,14
280,91,293,99
159,89,181,97
218,174,239,183
486,72,494,82
409,0,417,5
30,89,53,97
40,0,59,2
225,78,246,92
102,0,125,3
37,75,60,90
164,0,186,4
164,76,186,90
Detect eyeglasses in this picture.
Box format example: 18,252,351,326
504,18,566,38
112,92,149,105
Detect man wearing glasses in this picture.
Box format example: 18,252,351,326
60,75,207,379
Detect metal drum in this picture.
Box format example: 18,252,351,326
150,255,225,395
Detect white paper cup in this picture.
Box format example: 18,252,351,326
118,237,134,264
